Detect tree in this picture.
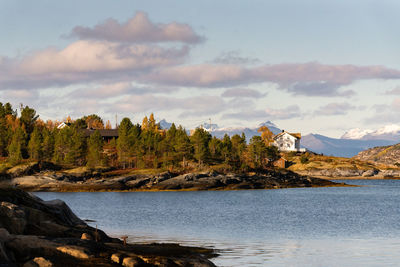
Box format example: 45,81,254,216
8,127,25,165
221,134,232,163
42,128,54,161
83,114,104,129
87,130,104,168
117,118,133,168
248,136,267,169
28,126,43,161
20,105,39,136
174,126,192,167
231,134,247,169
258,126,274,146
208,136,222,161
190,128,211,166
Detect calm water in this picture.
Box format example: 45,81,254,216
35,180,400,266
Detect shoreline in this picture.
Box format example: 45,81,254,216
317,176,400,180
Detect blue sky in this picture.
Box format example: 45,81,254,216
1,0,400,137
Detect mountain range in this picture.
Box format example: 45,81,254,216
158,119,400,158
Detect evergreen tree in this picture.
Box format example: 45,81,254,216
20,105,39,136
28,126,43,161
248,135,267,169
173,126,192,167
8,127,25,165
208,136,222,161
87,130,103,168
42,128,54,161
221,134,232,163
70,129,86,166
190,128,211,166
117,118,133,168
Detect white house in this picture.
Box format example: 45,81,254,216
273,131,306,152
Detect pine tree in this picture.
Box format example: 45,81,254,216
190,128,211,166
42,128,54,161
87,130,103,168
8,127,25,165
28,126,43,161
221,134,232,163
117,118,133,168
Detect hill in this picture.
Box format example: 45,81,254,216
301,134,395,158
354,143,400,166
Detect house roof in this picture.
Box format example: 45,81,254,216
273,131,301,140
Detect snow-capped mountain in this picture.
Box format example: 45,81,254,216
205,121,282,142
159,119,400,157
342,124,400,141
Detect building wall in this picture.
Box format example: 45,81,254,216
274,133,297,151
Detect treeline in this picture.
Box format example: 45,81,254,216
0,102,280,171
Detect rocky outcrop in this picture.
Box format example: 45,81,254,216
354,144,400,166
296,167,400,178
0,169,342,192
0,188,217,266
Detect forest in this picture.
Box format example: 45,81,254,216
0,102,281,172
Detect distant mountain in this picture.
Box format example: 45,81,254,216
342,124,400,141
302,134,395,158
206,121,282,143
159,119,173,130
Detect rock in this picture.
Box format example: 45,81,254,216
0,201,27,234
122,256,142,267
0,188,217,266
80,233,92,240
111,253,122,264
56,245,90,259
23,257,53,267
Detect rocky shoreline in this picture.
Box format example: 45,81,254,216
0,188,217,266
294,168,400,179
0,166,342,192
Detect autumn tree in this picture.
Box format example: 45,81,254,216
258,126,274,146
83,114,104,129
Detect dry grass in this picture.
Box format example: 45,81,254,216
284,152,397,172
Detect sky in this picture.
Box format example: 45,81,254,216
1,0,400,137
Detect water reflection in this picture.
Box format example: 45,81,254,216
35,180,400,267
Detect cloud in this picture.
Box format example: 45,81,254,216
221,88,265,98
313,102,358,116
68,82,178,99
143,62,400,97
70,11,203,44
385,86,400,95
365,98,400,124
106,94,227,117
0,41,189,89
213,51,260,65
264,105,302,120
222,105,302,121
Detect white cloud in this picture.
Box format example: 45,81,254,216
314,102,358,116
70,11,203,44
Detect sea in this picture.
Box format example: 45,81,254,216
35,179,400,266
